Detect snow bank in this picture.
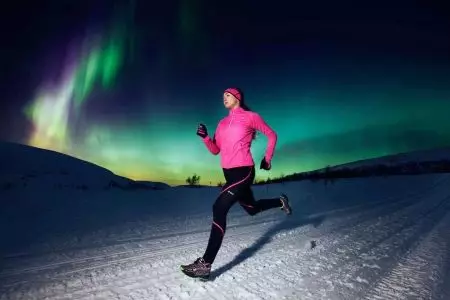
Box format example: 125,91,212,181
0,141,170,191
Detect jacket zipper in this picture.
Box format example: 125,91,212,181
228,113,234,128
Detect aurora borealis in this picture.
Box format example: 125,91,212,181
1,1,450,186
23,20,129,153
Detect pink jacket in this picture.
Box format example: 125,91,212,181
202,107,277,169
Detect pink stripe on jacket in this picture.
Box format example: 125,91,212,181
202,107,277,169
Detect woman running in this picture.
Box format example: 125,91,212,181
181,87,292,279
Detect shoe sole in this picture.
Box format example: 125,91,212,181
180,268,210,281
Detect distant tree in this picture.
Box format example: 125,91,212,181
186,174,201,186
217,181,223,187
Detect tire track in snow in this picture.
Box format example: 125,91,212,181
364,200,450,300
280,195,450,299
349,195,450,299
325,194,450,299
434,249,450,300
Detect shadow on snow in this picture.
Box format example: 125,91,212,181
209,214,325,280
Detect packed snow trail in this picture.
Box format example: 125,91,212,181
1,174,450,299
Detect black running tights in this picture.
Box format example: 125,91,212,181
202,165,282,264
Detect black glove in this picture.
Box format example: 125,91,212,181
260,157,271,170
196,123,208,138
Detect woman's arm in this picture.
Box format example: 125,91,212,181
251,113,277,162
202,133,220,155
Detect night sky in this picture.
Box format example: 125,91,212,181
1,0,450,185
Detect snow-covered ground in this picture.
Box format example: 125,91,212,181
1,142,450,299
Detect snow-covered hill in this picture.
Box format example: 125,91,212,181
329,146,450,171
0,141,170,191
1,143,450,299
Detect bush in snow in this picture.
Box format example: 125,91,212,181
186,174,201,186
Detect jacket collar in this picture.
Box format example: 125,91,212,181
228,106,245,115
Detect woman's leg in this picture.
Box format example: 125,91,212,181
239,187,282,216
202,167,254,264
202,188,236,264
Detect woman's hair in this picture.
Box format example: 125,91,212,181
234,87,256,140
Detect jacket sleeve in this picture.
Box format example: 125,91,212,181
202,128,220,155
251,112,277,162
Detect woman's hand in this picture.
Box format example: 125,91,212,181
197,123,208,138
260,157,271,170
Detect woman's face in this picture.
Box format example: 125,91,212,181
223,92,239,109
